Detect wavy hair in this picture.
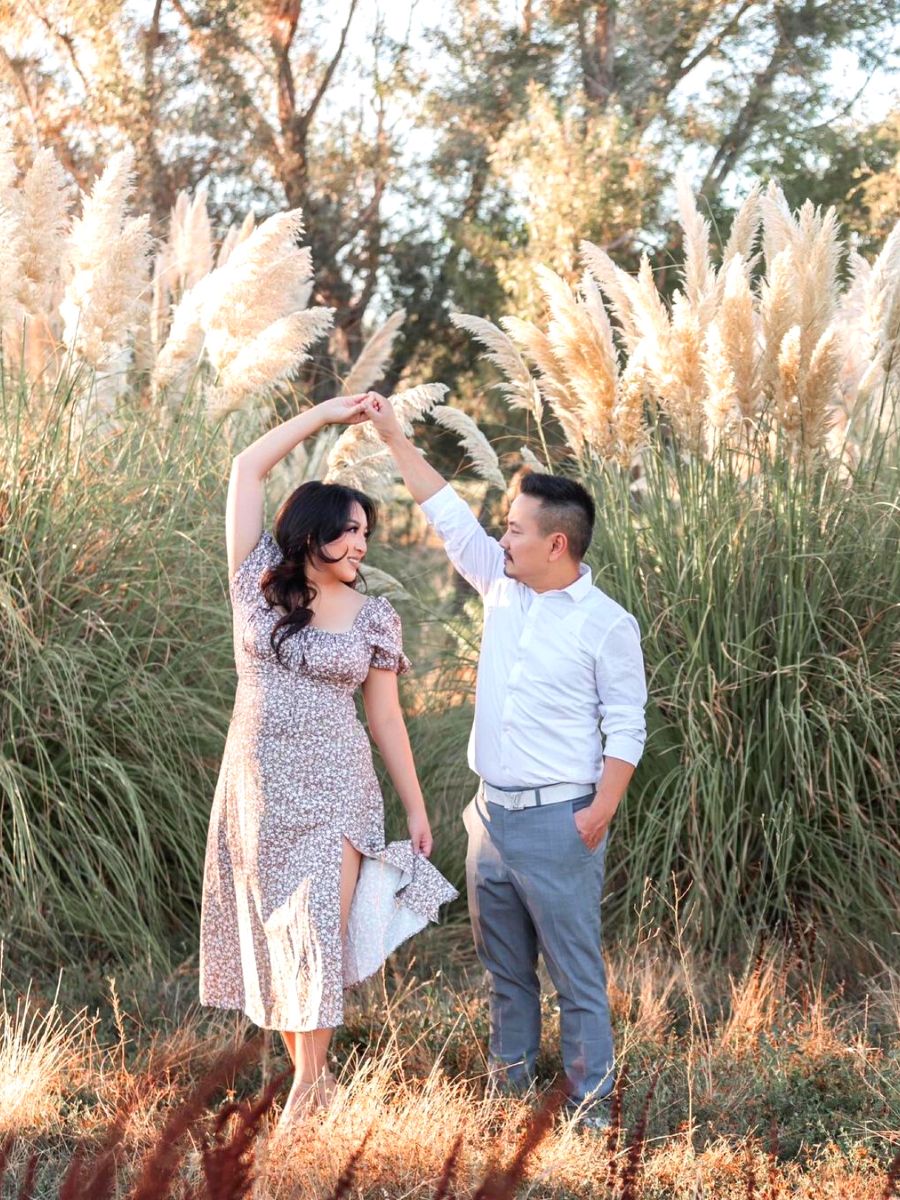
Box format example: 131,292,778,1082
260,480,377,663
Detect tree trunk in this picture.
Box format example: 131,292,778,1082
579,1,616,106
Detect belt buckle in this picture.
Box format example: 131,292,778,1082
508,790,524,810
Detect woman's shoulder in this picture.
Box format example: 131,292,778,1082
363,591,397,612
359,593,402,627
229,530,282,606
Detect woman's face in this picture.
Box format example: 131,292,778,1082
313,501,369,584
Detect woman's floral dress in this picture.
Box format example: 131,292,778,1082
199,531,457,1030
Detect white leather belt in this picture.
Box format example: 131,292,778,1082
479,779,596,811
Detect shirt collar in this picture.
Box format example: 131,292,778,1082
533,563,593,603
568,563,594,602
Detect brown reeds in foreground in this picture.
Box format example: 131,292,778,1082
883,1146,900,1199
616,1064,661,1200
3,1037,265,1200
197,1071,289,1200
327,1125,373,1200
128,1037,263,1200
0,1039,565,1199
432,1132,464,1199
470,1083,568,1200
4,942,900,1198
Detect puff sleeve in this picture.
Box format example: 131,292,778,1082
228,530,282,612
367,597,412,675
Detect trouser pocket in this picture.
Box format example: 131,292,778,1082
570,794,599,855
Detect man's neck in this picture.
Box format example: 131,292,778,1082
528,563,583,594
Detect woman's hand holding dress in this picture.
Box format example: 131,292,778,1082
407,808,433,858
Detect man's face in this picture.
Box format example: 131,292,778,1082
498,493,556,583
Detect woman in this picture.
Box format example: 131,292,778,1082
199,392,457,1127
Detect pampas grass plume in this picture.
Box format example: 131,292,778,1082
759,248,798,399
579,239,641,352
613,355,649,464
675,170,716,326
519,444,546,470
537,264,618,458
702,323,739,434
155,206,330,408
60,147,152,375
0,136,25,336
432,404,506,489
325,383,448,494
342,309,406,396
721,182,761,273
17,148,70,320
153,275,208,394
169,182,213,293
775,324,802,437
217,211,256,269
501,314,581,452
716,254,758,421
450,311,542,418
201,210,314,372
661,293,706,452
800,324,842,452
217,307,334,409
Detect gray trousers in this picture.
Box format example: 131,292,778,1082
463,788,613,1108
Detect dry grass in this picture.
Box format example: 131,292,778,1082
1,924,898,1199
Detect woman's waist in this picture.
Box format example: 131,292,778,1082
232,692,362,732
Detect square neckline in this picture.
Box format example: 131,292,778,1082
305,593,376,636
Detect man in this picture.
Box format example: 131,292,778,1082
362,393,648,1126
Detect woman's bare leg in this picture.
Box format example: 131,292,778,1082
279,841,362,1124
339,837,362,937
314,838,362,1103
281,1031,296,1067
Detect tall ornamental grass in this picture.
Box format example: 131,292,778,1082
2,136,898,964
0,140,455,966
0,373,234,965
587,428,900,952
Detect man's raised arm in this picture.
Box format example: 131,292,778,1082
363,393,447,504
362,392,505,597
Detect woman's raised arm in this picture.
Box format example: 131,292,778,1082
226,394,369,578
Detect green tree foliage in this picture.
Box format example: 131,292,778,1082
0,0,896,386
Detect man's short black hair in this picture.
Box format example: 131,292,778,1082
518,472,595,560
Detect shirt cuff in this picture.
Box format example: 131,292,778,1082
603,735,646,768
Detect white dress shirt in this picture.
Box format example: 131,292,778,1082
420,483,648,789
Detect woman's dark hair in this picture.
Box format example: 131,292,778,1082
519,471,595,559
260,480,377,663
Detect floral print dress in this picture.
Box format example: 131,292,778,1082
199,530,457,1031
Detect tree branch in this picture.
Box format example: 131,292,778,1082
0,44,87,185
300,0,359,128
580,1,616,106
266,0,301,134
700,26,791,197
673,0,758,84
168,0,280,162
22,0,93,95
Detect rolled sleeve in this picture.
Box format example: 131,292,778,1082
594,614,648,767
420,483,505,596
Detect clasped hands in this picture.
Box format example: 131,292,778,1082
316,391,396,432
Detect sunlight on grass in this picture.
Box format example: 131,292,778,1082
0,962,93,1134
4,930,895,1197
